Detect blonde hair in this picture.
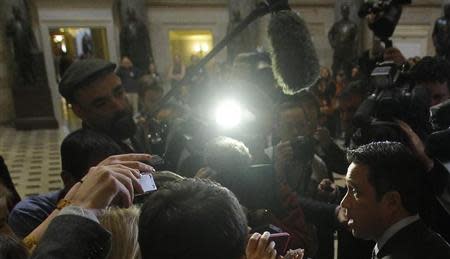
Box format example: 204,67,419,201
98,206,141,259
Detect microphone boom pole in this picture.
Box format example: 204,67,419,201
150,0,290,117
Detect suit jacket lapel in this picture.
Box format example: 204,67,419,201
376,220,424,258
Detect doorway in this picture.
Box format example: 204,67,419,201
169,30,213,67
48,27,109,130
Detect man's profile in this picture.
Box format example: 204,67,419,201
341,142,450,258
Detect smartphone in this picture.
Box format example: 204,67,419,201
133,173,158,204
269,232,291,256
137,173,157,193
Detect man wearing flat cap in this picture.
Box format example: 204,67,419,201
59,58,143,152
7,59,156,239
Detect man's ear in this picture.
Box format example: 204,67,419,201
382,191,403,211
71,103,84,119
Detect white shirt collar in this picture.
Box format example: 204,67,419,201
374,214,420,255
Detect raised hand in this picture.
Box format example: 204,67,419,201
246,232,277,259
97,153,155,173
68,164,144,209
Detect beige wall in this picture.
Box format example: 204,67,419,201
148,5,228,85
392,5,442,58
144,0,445,69
0,0,446,126
146,1,336,72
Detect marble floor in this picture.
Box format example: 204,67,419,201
0,125,69,198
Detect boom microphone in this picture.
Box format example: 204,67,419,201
268,10,320,94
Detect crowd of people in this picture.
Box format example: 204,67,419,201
1,22,450,259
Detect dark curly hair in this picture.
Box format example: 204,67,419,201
411,56,450,87
139,178,248,259
347,141,424,214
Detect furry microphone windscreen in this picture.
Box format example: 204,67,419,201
268,10,320,95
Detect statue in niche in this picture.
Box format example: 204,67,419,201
120,7,152,72
6,6,38,85
328,3,358,79
81,33,94,59
433,4,450,60
227,0,258,64
227,9,244,64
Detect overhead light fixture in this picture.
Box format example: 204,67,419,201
53,35,64,43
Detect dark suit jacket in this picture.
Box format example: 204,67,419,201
375,220,450,259
31,215,111,259
421,160,450,242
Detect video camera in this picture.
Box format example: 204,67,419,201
352,61,430,146
358,0,412,46
430,99,450,131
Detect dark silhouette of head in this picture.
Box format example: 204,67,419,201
138,178,248,259
203,136,252,195
411,56,450,107
444,4,450,18
341,3,350,19
126,8,137,22
60,129,123,190
12,6,22,20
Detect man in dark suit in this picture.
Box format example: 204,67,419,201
341,142,450,259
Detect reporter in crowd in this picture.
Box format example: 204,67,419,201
58,58,150,153
410,56,450,107
8,129,153,238
273,96,352,259
196,136,316,257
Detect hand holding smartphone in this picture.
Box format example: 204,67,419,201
246,231,292,259
268,232,291,256
133,173,158,204
137,173,157,193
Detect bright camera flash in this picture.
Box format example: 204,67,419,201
215,99,242,129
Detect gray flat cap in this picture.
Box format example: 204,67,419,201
59,58,116,101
